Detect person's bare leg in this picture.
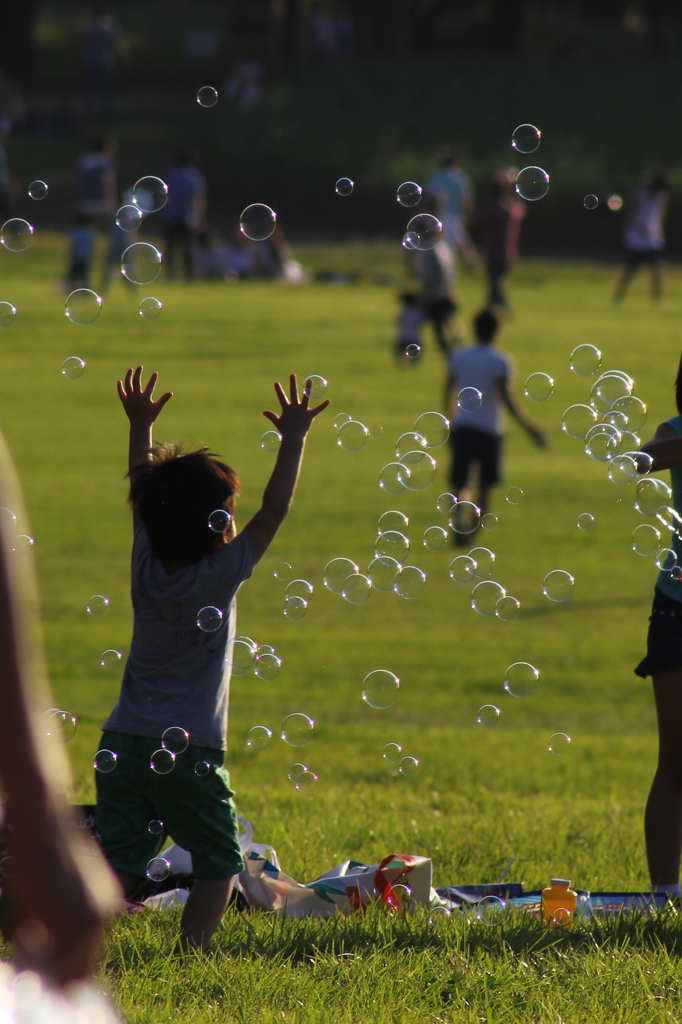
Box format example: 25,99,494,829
177,876,234,952
645,671,682,886
613,266,635,304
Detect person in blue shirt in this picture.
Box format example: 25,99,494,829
162,151,207,281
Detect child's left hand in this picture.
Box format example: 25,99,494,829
117,366,173,426
263,375,330,440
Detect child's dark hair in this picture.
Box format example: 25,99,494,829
129,444,240,567
474,309,499,343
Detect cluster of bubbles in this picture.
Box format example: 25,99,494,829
245,713,318,791
226,635,283,681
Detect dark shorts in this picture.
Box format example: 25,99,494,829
634,587,682,678
95,731,245,880
624,247,664,269
424,297,457,327
449,425,502,491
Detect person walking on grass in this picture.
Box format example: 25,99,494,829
444,309,546,543
95,367,329,952
613,175,670,305
635,353,682,896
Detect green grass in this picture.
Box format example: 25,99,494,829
2,236,682,1020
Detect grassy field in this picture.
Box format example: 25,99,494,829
1,236,682,1021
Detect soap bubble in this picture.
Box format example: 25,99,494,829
283,595,307,620
100,649,123,669
523,372,554,402
515,166,550,201
449,500,481,535
44,709,77,741
94,749,117,773
562,404,598,439
477,705,500,726
396,181,422,207
511,124,541,153
379,462,410,494
400,450,437,490
0,301,16,326
115,205,143,232
196,605,223,632
414,411,450,448
121,242,162,284
656,505,682,536
423,526,449,551
131,176,168,214
471,580,506,616
383,743,402,761
548,732,571,755
0,218,33,251
632,523,661,555
87,595,109,616
362,670,400,709
504,662,539,698
342,573,372,604
303,375,328,401
620,430,641,451
273,561,294,582
11,534,34,552
635,477,672,517
139,296,163,320
28,180,49,200
196,85,218,107
150,748,175,775
542,570,574,601
375,530,409,559
405,213,443,250
337,420,369,451
228,637,258,676
583,194,599,210
448,555,476,583
405,343,421,359
287,763,308,782
394,565,426,599
577,513,595,531
655,548,677,572
148,819,164,835
482,513,498,530
246,725,272,751
584,425,621,462
286,579,314,600
161,726,189,754
146,857,171,882
612,395,647,433
590,372,633,411
255,652,282,680
295,770,319,795
240,204,277,241
333,412,352,429
378,510,409,532
323,557,359,594
208,508,232,532
496,595,520,621
436,492,457,514
457,387,482,411
335,177,354,196
607,453,639,485
0,507,16,527
65,288,102,325
402,231,420,250
468,547,496,578
281,713,314,746
505,486,524,505
261,430,282,452
398,756,419,776
61,356,86,379
368,555,401,591
395,432,426,458
474,895,507,924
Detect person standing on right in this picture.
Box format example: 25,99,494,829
162,150,207,281
613,175,670,304
425,147,476,268
474,171,525,313
444,309,546,542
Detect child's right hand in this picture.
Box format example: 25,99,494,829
117,366,173,426
263,374,330,439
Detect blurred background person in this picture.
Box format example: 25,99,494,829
425,146,476,269
64,212,95,291
84,8,129,120
162,149,207,281
78,137,117,232
613,174,670,304
474,169,526,314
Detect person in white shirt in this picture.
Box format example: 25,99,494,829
613,175,670,304
444,310,546,543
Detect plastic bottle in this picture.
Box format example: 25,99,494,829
542,878,577,926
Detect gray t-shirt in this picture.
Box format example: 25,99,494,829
103,524,255,750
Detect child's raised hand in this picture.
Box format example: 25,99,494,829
117,366,173,425
263,375,330,439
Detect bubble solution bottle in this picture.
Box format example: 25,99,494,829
541,878,577,926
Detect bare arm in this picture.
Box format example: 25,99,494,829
640,422,682,471
499,379,548,447
243,375,329,563
117,365,173,477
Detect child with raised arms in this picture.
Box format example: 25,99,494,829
95,367,329,951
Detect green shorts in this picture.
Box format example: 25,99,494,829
94,731,245,880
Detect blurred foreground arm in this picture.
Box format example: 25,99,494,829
0,432,120,986
640,422,682,472
243,374,330,562
500,380,548,448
